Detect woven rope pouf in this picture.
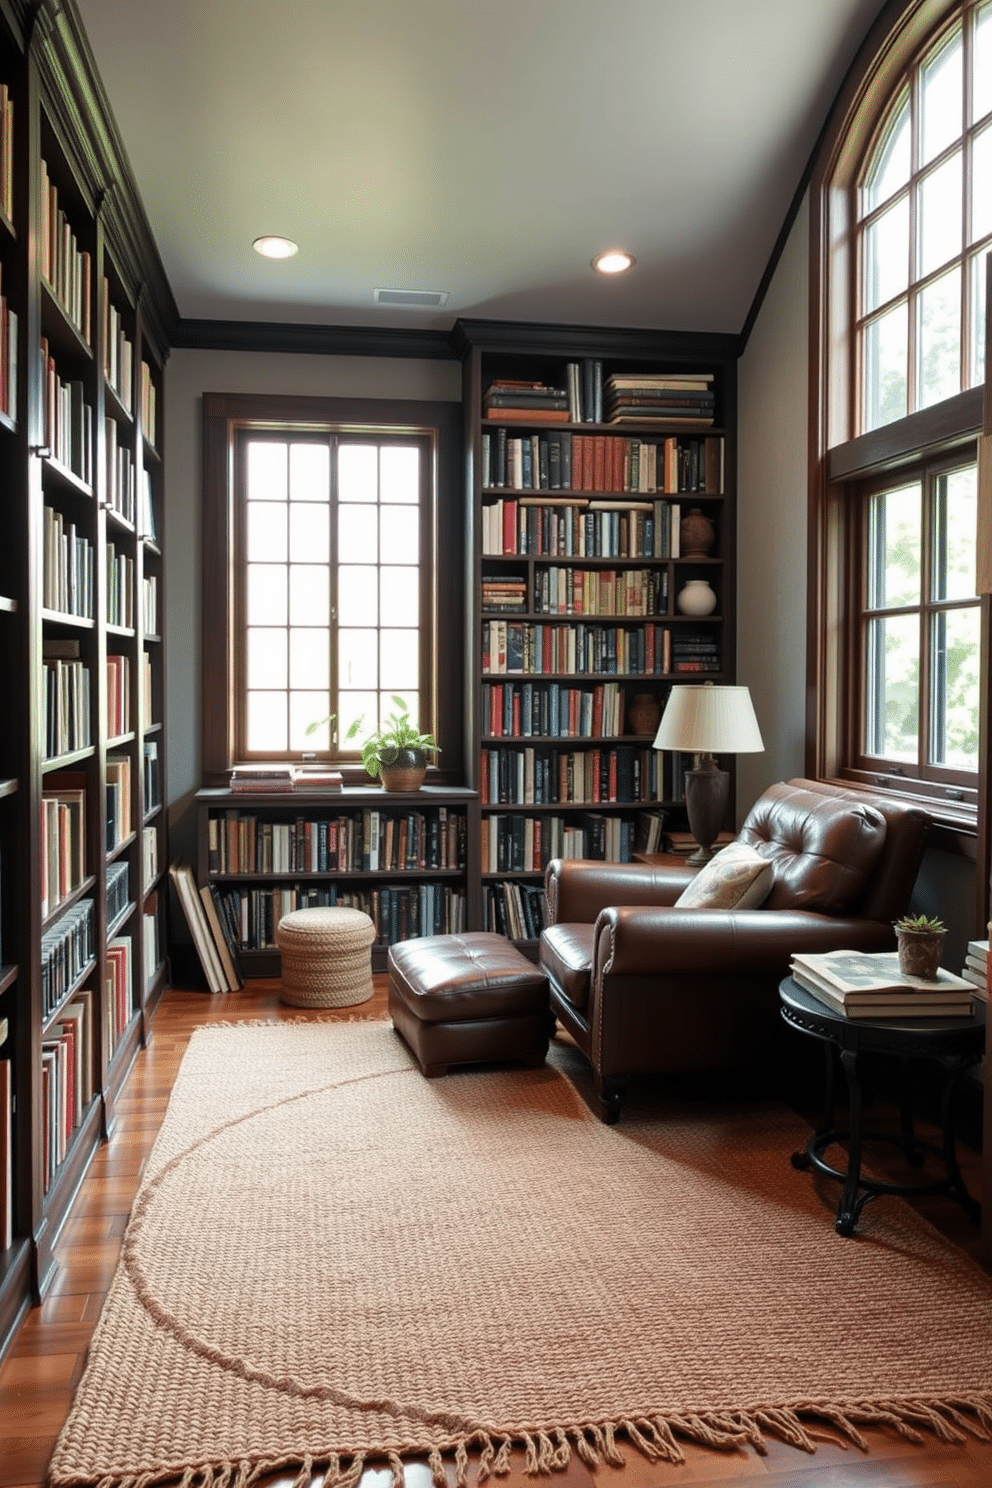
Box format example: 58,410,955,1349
276,906,375,1008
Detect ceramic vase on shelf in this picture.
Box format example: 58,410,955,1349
627,692,661,737
675,578,717,616
679,507,716,558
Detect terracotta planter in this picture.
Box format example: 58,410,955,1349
896,929,946,981
379,747,428,793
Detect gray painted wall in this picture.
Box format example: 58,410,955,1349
736,195,810,819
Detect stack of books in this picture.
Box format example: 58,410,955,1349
229,764,343,794
482,380,570,423
959,937,989,1001
790,949,975,1018
603,372,715,427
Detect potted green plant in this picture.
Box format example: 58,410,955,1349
893,912,947,981
347,696,439,792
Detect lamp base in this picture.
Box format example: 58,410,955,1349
683,761,729,864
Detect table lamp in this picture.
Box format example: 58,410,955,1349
652,684,764,864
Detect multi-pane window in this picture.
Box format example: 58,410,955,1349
237,428,433,759
858,0,991,431
861,460,979,781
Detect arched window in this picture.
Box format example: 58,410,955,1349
810,0,990,880
857,4,990,430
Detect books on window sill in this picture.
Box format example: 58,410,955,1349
790,949,975,1018
229,765,343,794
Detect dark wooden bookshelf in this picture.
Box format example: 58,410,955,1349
0,0,176,1360
455,321,739,945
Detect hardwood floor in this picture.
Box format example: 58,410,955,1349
1,977,990,1488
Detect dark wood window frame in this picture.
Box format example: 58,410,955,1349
200,391,465,788
808,0,991,913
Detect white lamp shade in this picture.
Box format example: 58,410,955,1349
652,685,764,754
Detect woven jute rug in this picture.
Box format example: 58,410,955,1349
48,1020,992,1488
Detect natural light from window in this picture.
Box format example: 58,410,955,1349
858,0,991,432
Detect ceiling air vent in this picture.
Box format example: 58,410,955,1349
374,288,449,307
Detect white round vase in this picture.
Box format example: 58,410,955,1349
675,579,717,616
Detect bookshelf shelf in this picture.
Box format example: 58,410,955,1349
456,322,738,944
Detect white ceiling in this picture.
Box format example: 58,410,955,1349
74,0,889,336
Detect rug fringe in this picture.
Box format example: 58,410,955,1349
54,1395,992,1488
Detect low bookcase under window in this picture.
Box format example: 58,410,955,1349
195,787,477,976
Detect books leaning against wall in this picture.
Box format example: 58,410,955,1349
790,949,975,1018
958,937,989,1001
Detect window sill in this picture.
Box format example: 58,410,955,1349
825,772,977,858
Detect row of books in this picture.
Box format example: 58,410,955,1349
43,652,91,758
43,506,94,618
480,745,665,807
104,936,133,1058
210,881,467,955
107,653,130,737
482,497,691,561
482,679,629,739
483,881,547,941
0,281,17,424
41,338,94,483
483,567,668,620
482,619,713,677
139,359,157,447
105,416,136,523
40,779,86,921
604,371,715,428
207,807,468,877
169,862,245,992
481,428,723,495
41,899,95,1022
102,282,134,413
41,159,92,344
41,987,94,1194
106,543,135,629
106,860,130,929
790,949,975,1018
143,574,158,634
0,84,13,224
480,811,640,874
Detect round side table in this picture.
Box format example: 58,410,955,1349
778,976,985,1237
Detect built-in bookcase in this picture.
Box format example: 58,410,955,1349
195,787,475,977
0,0,175,1360
454,322,739,949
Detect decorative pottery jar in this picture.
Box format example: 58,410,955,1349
379,747,427,792
675,579,717,616
627,693,661,736
679,507,716,558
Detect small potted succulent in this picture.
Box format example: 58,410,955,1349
347,696,439,792
893,912,947,981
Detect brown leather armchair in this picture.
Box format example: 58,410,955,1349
539,778,931,1122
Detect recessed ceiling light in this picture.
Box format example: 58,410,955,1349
253,235,299,259
592,249,636,275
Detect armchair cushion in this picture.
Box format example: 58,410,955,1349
541,923,596,1011
738,781,887,914
674,842,774,911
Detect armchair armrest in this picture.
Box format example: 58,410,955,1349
593,905,896,979
544,857,694,925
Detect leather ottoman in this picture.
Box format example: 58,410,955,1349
387,931,550,1077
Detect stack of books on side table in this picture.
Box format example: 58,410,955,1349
790,949,975,1018
958,937,989,1001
